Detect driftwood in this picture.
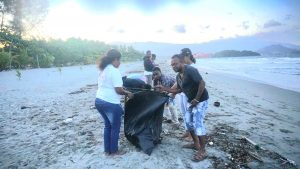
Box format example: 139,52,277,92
242,136,297,166
207,114,233,117
241,136,265,150
278,155,297,166
69,89,85,94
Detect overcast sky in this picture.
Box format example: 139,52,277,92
37,0,300,45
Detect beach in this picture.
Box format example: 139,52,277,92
0,61,299,169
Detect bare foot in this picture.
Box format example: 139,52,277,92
180,132,190,138
109,150,126,156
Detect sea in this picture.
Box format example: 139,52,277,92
196,56,300,92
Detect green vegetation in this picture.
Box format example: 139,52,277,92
213,50,261,57
0,0,144,71
15,69,21,79
0,36,144,71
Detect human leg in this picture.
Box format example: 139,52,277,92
95,98,112,153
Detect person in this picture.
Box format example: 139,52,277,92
181,48,196,66
122,76,152,90
151,53,159,66
143,50,155,85
158,54,209,162
152,67,179,126
95,49,134,156
177,48,197,139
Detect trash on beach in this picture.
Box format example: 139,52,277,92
247,151,263,162
124,89,168,155
214,101,220,107
20,106,32,109
63,118,73,124
208,141,214,146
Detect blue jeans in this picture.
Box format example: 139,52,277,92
95,98,123,153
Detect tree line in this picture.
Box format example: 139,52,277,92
0,0,144,71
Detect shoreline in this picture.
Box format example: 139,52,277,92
199,66,300,93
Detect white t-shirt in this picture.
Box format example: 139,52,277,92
96,64,123,104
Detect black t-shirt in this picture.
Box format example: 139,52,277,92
143,56,155,72
176,65,209,102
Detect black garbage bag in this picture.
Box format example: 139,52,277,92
124,90,168,155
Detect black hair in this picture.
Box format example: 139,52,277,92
152,66,161,72
171,54,184,62
99,49,121,70
181,48,196,63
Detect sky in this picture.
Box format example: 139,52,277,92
36,0,300,45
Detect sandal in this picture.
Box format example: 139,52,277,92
192,152,207,162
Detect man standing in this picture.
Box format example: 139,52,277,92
158,54,209,162
143,50,155,85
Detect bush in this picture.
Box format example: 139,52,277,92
0,51,10,70
39,53,55,68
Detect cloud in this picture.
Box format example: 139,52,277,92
255,29,300,45
263,20,282,28
117,29,125,33
173,24,186,33
75,0,195,14
241,21,249,30
156,29,164,33
284,14,292,20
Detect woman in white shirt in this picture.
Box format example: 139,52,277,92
95,49,133,156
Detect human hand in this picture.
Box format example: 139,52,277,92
168,93,175,99
190,99,199,107
126,92,134,99
154,85,165,92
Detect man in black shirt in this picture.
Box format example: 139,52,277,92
157,54,209,162
143,50,155,85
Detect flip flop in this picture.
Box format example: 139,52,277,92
192,152,207,162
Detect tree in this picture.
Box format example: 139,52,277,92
0,0,49,36
0,50,9,70
0,0,15,31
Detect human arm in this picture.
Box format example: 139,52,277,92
115,87,134,99
156,82,181,94
190,80,205,107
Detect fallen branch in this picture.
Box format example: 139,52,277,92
279,156,297,166
69,89,85,94
207,114,233,117
241,136,265,150
247,151,263,162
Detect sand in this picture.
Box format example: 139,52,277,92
0,61,299,169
